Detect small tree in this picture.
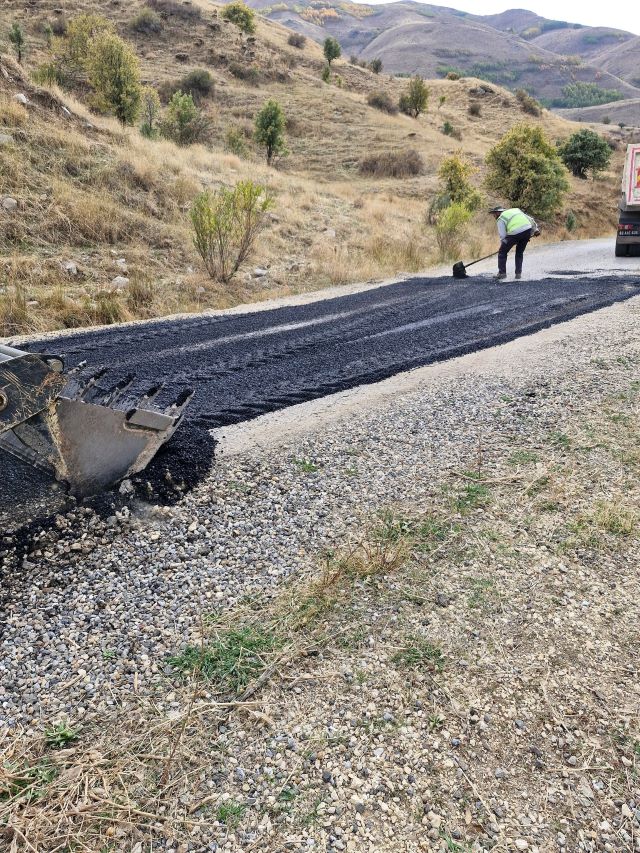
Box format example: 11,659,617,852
438,154,482,210
321,65,331,83
399,76,429,118
254,99,287,165
485,124,569,218
8,23,25,63
56,13,114,78
86,33,142,125
191,181,273,283
369,58,383,74
435,202,472,260
559,128,612,179
221,2,256,34
161,91,210,145
140,86,161,137
323,37,341,67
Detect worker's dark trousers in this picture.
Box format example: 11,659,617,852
498,232,531,275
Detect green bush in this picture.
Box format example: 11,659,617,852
321,65,331,83
229,62,261,86
485,124,569,218
566,210,577,231
254,99,287,165
367,91,398,114
556,82,622,108
287,32,306,48
359,149,424,178
446,71,460,80
56,13,114,79
33,62,64,86
140,86,160,138
399,76,428,118
437,154,482,210
559,128,612,178
179,68,214,101
225,125,250,157
369,58,383,74
221,2,256,33
8,23,25,63
323,37,341,67
130,8,163,34
86,33,142,125
435,201,472,260
442,120,461,139
191,182,273,283
161,91,211,145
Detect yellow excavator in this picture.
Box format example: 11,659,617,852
0,343,191,497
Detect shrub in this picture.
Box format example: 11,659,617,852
50,17,68,37
221,2,256,34
565,210,577,231
437,154,482,210
438,95,446,109
191,182,273,282
359,149,424,178
287,32,306,48
146,0,202,20
446,71,460,80
559,128,612,178
602,115,611,124
434,202,472,260
254,99,287,165
9,23,25,63
515,88,541,116
33,62,64,86
179,68,214,101
323,36,341,67
229,62,261,86
321,65,331,83
140,86,161,137
557,81,622,108
161,91,211,145
130,8,163,34
55,14,114,80
468,101,481,117
399,77,428,118
367,91,398,114
86,33,142,125
369,58,383,74
485,124,569,218
225,125,249,157
442,120,461,139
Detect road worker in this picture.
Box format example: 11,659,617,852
489,206,540,282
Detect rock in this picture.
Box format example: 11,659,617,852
514,841,528,851
324,228,336,238
1,197,18,212
61,106,72,118
322,770,332,783
435,592,449,607
110,276,130,289
116,258,128,272
0,134,13,146
13,93,28,105
253,268,268,278
119,480,134,496
494,767,508,780
621,803,633,818
63,261,78,276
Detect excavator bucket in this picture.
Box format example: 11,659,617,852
0,343,192,497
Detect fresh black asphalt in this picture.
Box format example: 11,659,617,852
2,273,639,534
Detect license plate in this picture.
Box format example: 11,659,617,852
619,230,640,237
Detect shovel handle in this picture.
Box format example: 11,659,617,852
464,250,499,269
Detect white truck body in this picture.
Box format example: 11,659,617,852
616,143,640,256
621,143,640,211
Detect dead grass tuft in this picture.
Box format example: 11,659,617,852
359,149,424,178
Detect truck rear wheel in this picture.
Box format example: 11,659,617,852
615,241,628,257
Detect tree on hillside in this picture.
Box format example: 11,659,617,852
399,76,429,118
559,128,612,179
56,13,114,79
438,154,482,210
86,33,142,125
323,37,341,67
254,99,287,165
369,58,383,74
221,2,256,34
485,124,569,218
8,23,25,64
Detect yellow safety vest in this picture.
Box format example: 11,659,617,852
499,208,531,234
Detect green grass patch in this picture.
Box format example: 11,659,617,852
44,722,78,749
217,801,246,826
1,761,58,803
294,458,319,473
169,626,280,693
455,474,490,512
393,637,444,672
508,449,539,466
467,577,498,610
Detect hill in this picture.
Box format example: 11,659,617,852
249,0,640,109
0,0,629,336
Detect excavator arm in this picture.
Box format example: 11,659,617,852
0,343,192,497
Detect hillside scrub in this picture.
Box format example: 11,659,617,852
254,99,287,165
190,182,273,282
434,200,472,260
559,128,612,178
85,33,142,125
8,22,25,63
437,153,482,211
399,76,429,117
485,124,570,218
366,91,398,114
160,91,210,145
359,149,424,178
221,2,256,34
323,36,341,67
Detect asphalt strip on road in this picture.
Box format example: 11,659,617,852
2,273,639,539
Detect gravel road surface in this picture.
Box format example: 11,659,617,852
2,272,639,531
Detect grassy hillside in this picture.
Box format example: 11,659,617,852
0,0,628,336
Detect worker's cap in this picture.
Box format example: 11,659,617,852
488,206,505,214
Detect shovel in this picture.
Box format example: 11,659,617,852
452,250,498,279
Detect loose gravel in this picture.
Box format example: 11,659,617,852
1,296,640,852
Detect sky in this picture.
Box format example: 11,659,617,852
356,0,640,35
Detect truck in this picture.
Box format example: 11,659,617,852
616,142,640,257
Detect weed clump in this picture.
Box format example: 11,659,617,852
359,149,424,178
130,8,163,34
287,32,306,48
367,91,398,114
515,88,541,116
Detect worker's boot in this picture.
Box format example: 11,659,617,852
515,273,522,280
494,272,507,281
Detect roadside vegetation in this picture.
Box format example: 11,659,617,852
0,0,626,336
